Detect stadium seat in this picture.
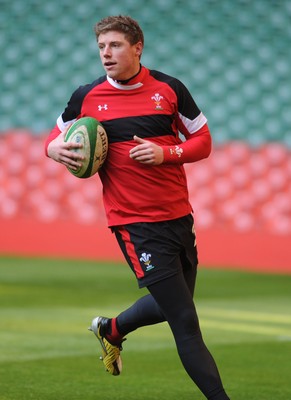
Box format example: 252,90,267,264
212,177,233,201
248,153,268,178
0,197,19,219
261,143,288,166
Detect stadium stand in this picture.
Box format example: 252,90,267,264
1,0,291,144
1,0,290,270
1,132,290,235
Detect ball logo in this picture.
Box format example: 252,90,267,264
75,134,82,143
97,125,108,164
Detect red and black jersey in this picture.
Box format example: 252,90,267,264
45,66,211,226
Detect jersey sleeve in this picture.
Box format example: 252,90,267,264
174,79,208,138
162,123,212,164
161,77,211,164
44,124,61,156
44,85,87,156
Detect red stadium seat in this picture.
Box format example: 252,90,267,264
1,133,290,238
261,143,288,166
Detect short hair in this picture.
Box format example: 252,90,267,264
94,15,144,46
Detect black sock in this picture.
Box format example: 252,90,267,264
116,294,165,335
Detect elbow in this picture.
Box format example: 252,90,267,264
197,122,212,160
202,132,212,160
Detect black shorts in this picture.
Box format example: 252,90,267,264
112,214,198,288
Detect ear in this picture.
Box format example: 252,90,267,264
135,41,143,57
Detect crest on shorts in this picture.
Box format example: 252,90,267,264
140,252,155,272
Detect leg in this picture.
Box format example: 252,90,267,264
97,217,230,398
114,217,198,336
116,293,165,334
116,254,196,335
147,273,230,400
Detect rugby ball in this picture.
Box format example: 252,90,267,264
64,117,108,178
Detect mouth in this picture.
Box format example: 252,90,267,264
104,61,116,68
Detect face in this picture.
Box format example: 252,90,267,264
98,31,143,81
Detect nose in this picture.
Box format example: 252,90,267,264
103,45,111,58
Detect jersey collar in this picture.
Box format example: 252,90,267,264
107,65,147,90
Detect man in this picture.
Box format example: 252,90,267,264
45,15,230,400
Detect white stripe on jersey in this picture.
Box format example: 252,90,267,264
57,115,77,132
178,111,207,134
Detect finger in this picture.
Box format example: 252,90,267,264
62,156,83,169
133,135,147,144
65,142,83,152
131,151,154,162
62,152,83,164
130,149,151,159
130,143,152,157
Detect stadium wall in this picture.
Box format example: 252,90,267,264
1,217,290,274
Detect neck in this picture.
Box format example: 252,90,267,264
115,64,142,84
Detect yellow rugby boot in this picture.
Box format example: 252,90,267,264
88,316,124,376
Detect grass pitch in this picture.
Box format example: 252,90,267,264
0,257,290,399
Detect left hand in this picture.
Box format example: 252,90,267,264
129,135,164,165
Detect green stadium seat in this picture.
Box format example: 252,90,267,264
1,0,290,144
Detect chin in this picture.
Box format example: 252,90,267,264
106,69,127,81
109,74,124,81
107,73,117,80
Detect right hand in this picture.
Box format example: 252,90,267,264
47,130,84,171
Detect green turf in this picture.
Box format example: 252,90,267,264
0,256,290,399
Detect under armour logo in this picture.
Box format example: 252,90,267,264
98,104,108,111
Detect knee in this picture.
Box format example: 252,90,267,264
173,307,201,337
